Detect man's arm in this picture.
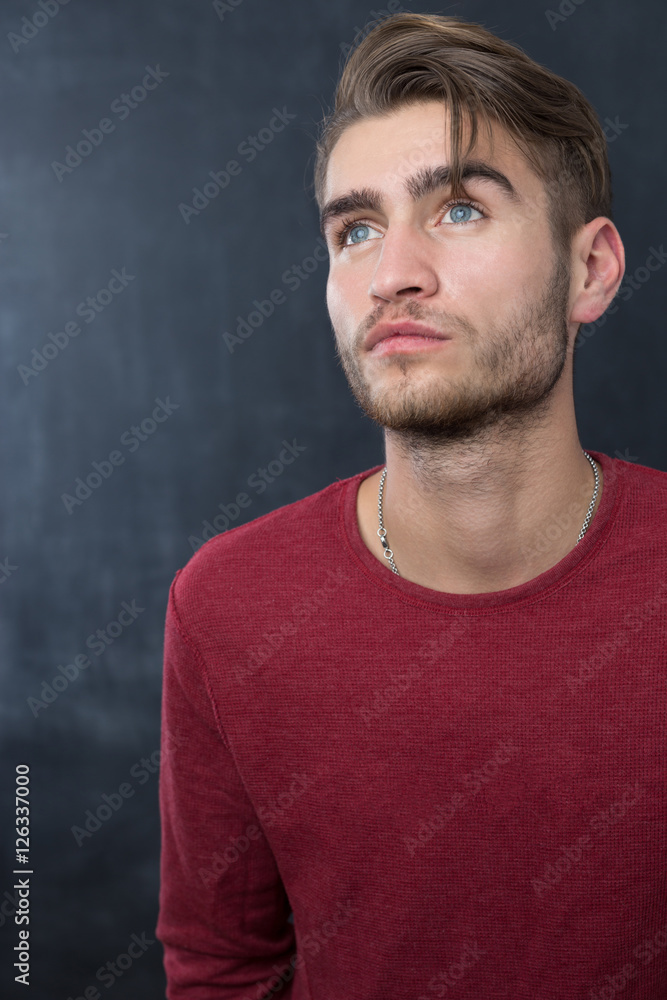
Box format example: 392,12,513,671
157,572,295,998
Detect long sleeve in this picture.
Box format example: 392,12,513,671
152,454,667,998
156,571,296,999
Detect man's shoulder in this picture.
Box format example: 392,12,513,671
170,466,373,604
606,453,667,553
613,453,667,502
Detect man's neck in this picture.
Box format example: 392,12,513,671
357,418,603,595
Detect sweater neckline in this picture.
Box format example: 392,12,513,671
340,449,622,612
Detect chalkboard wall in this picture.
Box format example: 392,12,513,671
1,0,665,996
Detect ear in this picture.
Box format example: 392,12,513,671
569,217,625,325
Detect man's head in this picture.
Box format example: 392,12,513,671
315,12,613,274
315,13,624,444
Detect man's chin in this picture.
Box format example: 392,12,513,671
349,377,562,442
351,390,493,438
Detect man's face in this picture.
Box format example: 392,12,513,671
321,101,574,443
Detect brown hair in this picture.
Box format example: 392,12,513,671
313,12,613,259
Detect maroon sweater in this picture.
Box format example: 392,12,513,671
157,449,667,999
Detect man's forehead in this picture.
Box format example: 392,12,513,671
323,104,534,202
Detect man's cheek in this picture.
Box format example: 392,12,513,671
326,279,351,328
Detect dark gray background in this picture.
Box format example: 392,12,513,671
1,0,665,996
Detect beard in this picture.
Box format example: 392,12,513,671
332,251,572,449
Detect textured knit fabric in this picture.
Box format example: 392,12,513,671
157,449,667,1000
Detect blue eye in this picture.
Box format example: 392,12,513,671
343,223,382,246
442,202,484,224
334,198,484,249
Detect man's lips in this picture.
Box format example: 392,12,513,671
364,321,452,351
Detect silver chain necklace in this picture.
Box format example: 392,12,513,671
377,449,600,576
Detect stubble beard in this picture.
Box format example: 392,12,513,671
333,252,572,450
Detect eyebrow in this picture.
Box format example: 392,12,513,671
319,160,521,239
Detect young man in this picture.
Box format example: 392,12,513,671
157,13,667,999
